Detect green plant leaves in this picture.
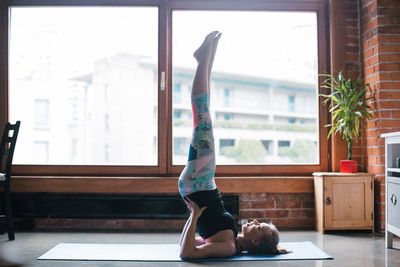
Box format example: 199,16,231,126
319,71,374,159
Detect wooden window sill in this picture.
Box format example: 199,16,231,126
11,176,313,193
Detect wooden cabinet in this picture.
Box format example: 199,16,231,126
382,131,400,249
313,172,374,233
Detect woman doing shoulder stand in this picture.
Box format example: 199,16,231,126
178,31,288,260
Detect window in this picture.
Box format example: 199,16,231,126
172,8,325,167
71,138,79,162
174,137,189,158
224,113,232,121
174,110,182,119
173,83,182,104
223,88,231,107
261,140,273,155
34,99,49,127
33,141,49,163
288,95,296,112
9,6,158,166
2,0,328,176
220,139,235,150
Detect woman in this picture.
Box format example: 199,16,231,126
178,31,288,259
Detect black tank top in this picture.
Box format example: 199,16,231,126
187,189,238,239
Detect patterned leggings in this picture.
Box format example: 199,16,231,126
178,92,217,198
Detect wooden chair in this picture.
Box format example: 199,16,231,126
0,121,21,240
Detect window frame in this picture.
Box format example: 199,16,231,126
167,0,329,176
0,0,329,177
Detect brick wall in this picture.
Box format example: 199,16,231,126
343,0,364,170
359,0,400,231
330,0,400,233
31,192,314,231
239,193,314,230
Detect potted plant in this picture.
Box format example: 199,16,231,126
320,71,374,173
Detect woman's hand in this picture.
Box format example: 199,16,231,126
184,198,207,220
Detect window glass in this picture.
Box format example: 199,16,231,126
172,10,319,165
9,7,158,165
34,99,49,127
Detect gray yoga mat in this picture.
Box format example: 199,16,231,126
38,241,333,262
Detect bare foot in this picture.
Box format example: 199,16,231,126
208,32,222,74
193,31,218,63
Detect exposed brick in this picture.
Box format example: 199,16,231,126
275,200,302,209
388,35,400,43
363,35,379,48
380,44,400,53
251,200,275,209
241,193,266,201
378,63,400,71
367,165,385,174
348,36,360,45
272,218,315,229
239,201,252,209
379,90,400,99
378,54,400,62
302,201,315,209
289,210,314,218
240,210,265,219
379,119,400,128
363,47,377,59
264,209,289,218
379,100,400,109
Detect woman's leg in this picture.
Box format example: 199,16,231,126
178,32,221,197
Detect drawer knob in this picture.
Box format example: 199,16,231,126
391,194,397,206
325,197,331,206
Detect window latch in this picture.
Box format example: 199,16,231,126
160,71,165,91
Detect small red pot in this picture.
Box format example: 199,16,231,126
340,160,358,173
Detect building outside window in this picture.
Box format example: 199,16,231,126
288,95,296,112
223,88,231,107
9,6,158,166
173,83,182,104
34,99,49,127
172,9,321,166
33,141,49,163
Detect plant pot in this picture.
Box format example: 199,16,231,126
340,160,357,173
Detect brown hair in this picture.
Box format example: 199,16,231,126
248,227,280,254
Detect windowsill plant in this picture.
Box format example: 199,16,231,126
320,71,374,173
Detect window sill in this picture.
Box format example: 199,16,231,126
12,176,313,193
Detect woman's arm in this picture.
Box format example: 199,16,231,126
195,236,205,246
179,217,191,247
180,216,235,259
179,199,235,259
180,216,205,247
179,205,201,258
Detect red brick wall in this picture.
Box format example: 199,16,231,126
359,0,400,232
239,193,314,229
343,0,364,170
31,193,315,231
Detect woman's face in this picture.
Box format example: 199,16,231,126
241,219,277,242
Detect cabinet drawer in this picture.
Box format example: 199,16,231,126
388,180,400,229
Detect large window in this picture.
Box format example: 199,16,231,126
9,6,158,165
2,0,328,176
172,10,320,165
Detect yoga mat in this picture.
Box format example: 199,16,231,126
38,241,333,262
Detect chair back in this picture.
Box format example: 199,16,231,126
0,121,21,180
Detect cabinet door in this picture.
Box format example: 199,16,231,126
388,179,400,229
325,176,373,229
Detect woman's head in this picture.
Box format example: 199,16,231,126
239,219,287,254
